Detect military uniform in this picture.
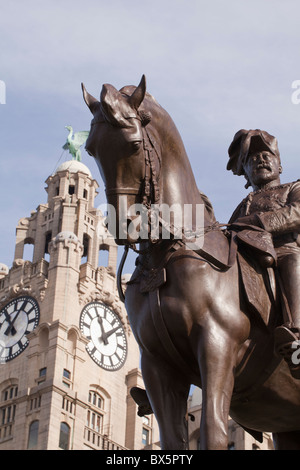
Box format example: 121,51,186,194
230,180,300,319
227,129,300,378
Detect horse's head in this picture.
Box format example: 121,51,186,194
82,76,216,248
82,75,161,245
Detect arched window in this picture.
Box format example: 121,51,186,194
88,390,104,410
23,242,34,262
59,422,70,450
68,185,75,195
66,329,77,354
39,327,49,350
84,389,106,447
27,420,39,449
44,231,52,262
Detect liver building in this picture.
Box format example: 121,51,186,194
0,158,160,450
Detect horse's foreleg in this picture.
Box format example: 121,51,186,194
198,331,238,450
140,351,190,450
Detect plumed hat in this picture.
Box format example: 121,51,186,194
227,129,280,176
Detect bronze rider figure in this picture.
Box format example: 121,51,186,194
227,129,300,379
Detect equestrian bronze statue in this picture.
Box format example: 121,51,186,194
82,76,300,450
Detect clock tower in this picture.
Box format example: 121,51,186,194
0,159,160,450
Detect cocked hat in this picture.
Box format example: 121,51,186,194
227,129,280,176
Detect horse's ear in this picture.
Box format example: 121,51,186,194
129,75,146,110
81,83,100,115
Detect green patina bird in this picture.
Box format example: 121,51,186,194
62,126,89,161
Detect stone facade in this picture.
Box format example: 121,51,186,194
0,160,160,450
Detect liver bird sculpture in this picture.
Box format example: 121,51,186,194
62,126,89,161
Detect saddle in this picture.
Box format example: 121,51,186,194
127,224,280,328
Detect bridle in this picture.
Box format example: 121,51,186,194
91,108,161,209
90,108,225,301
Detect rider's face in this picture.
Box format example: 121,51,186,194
243,151,282,189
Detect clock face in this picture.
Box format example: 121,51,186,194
80,302,127,371
0,296,40,363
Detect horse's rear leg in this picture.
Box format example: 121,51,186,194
141,351,190,450
273,430,300,450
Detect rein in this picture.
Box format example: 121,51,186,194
114,115,230,301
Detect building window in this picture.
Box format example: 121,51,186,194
1,404,16,426
81,234,90,263
86,410,103,433
87,390,104,433
29,395,41,411
23,242,34,262
62,396,75,415
84,390,106,448
68,185,75,195
88,391,103,409
142,427,149,446
39,368,47,377
59,422,70,450
62,369,72,388
44,231,52,256
0,384,18,440
142,416,151,446
63,369,71,380
37,368,47,385
83,189,88,199
3,385,18,401
27,420,39,449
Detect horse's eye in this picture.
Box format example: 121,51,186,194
131,141,142,151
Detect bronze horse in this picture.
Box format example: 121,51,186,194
82,76,300,450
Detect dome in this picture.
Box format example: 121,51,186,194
55,160,92,178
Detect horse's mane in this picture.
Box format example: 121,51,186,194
199,191,215,219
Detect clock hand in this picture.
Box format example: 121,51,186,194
102,325,121,342
4,300,27,336
4,311,21,336
2,309,17,336
97,315,109,345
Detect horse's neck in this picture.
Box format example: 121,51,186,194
154,117,215,229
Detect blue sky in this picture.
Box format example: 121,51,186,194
1,0,300,272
